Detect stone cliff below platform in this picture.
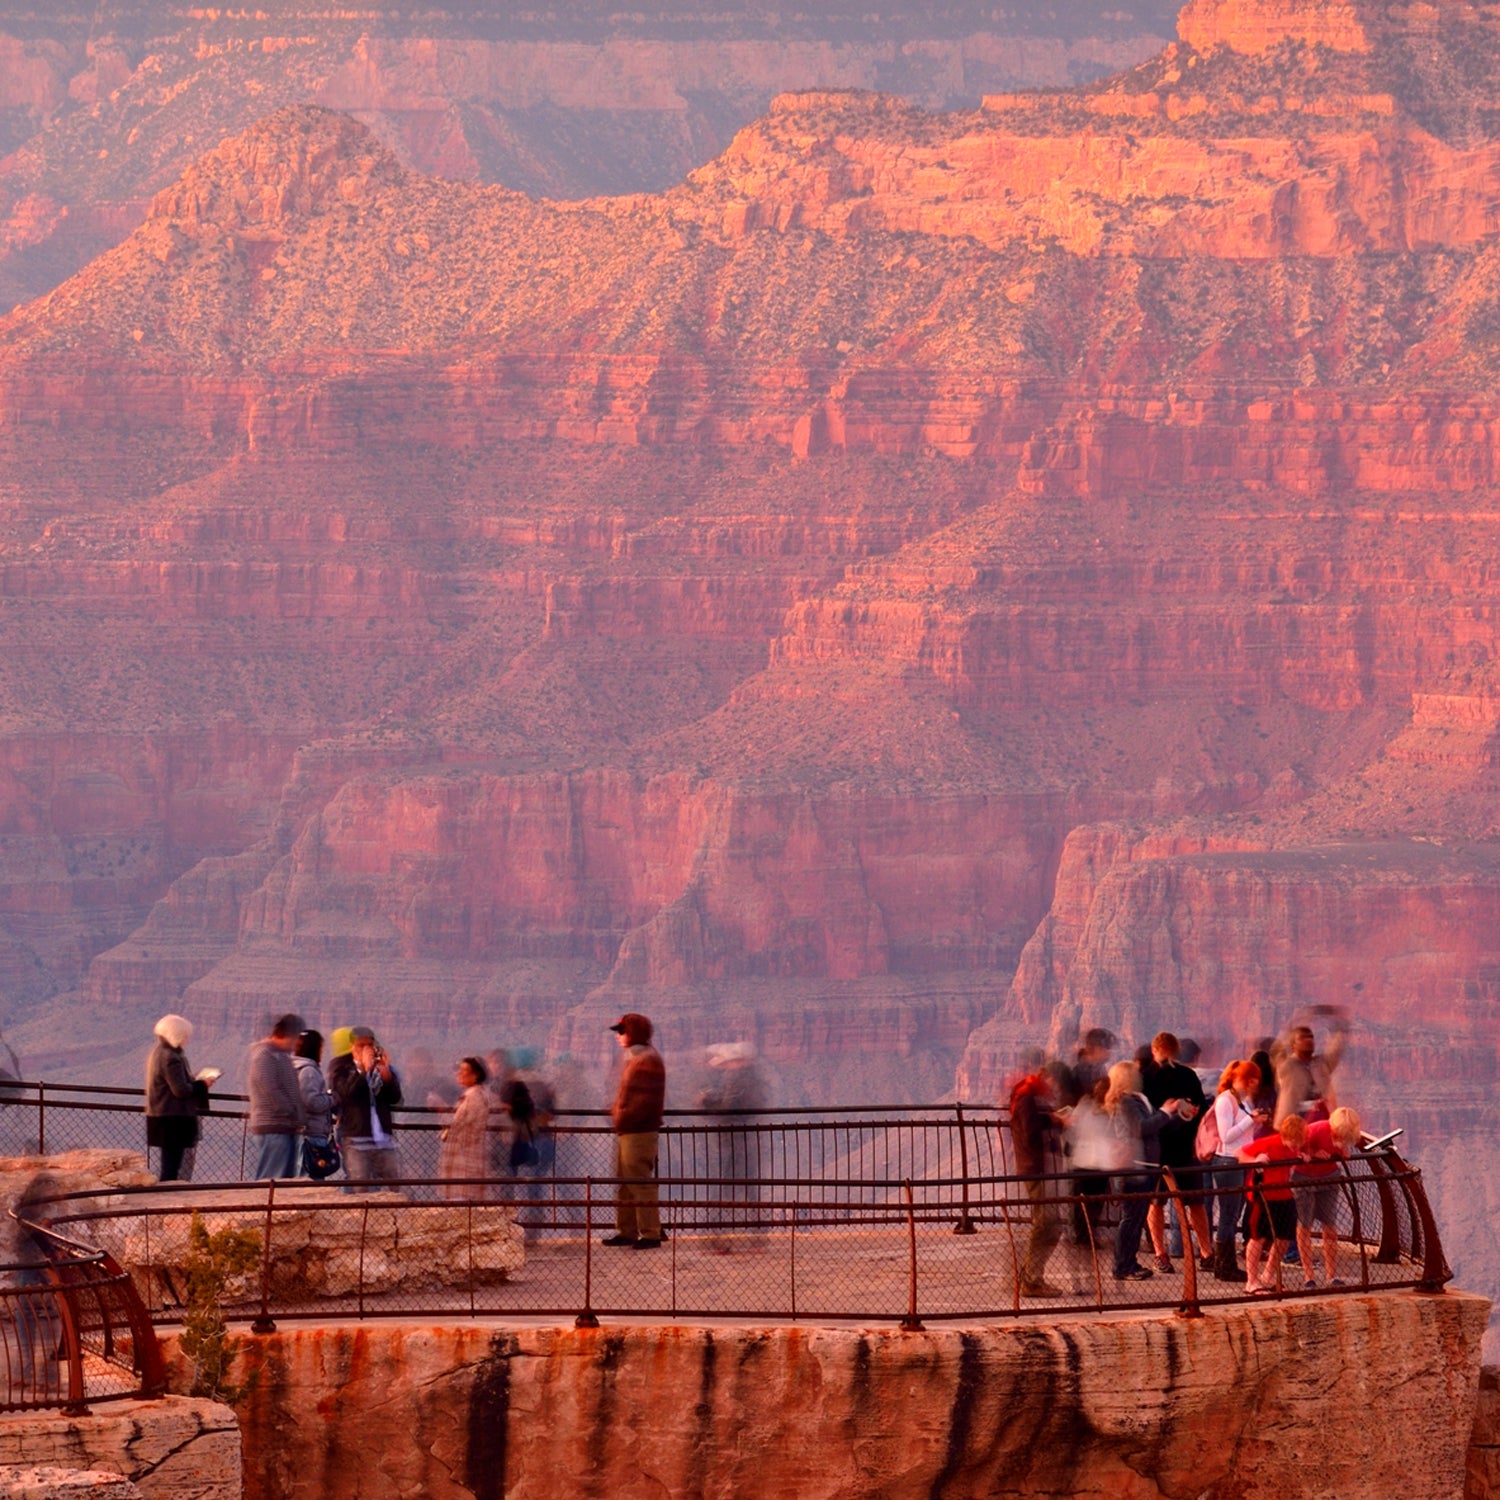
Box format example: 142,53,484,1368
165,1292,1488,1499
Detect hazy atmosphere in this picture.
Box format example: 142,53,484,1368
0,0,1499,1401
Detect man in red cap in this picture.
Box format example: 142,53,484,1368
602,1013,666,1248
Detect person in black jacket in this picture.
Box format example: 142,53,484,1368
145,1013,206,1182
328,1027,403,1190
1143,1031,1210,1272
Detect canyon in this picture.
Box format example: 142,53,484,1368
0,0,1497,1355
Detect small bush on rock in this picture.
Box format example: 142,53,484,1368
179,1211,260,1403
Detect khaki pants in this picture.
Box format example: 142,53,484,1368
1023,1177,1063,1285
614,1130,661,1240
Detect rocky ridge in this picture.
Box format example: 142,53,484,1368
0,1,1174,313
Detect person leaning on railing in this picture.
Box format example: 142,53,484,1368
1239,1113,1308,1293
1290,1105,1362,1289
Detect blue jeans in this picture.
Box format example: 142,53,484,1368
252,1132,300,1180
342,1141,401,1193
1114,1173,1154,1276
1211,1157,1246,1246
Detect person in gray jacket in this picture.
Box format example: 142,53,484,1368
247,1013,307,1180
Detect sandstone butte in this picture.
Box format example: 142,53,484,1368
0,0,1174,312
0,0,1496,1348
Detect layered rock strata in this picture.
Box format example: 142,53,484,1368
0,1399,240,1500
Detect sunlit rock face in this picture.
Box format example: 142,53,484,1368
164,1296,1487,1499
0,1,1175,312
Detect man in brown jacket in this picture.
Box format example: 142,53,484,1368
602,1013,666,1248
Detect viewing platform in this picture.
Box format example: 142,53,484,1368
0,1082,1487,1500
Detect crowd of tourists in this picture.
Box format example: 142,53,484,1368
142,1011,555,1192
142,1003,1376,1291
1007,1013,1367,1296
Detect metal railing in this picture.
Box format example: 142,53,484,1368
16,1149,1448,1340
0,1224,166,1414
0,1078,1011,1202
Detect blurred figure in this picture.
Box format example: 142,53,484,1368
1240,1114,1308,1293
516,1053,558,1178
1008,1060,1066,1297
483,1048,516,1179
145,1014,209,1183
0,1024,25,1154
1103,1060,1188,1282
292,1030,339,1181
1274,1008,1350,1125
1208,1060,1269,1282
1064,1076,1115,1244
503,1068,540,1174
1249,1049,1278,1115
438,1056,491,1199
699,1042,767,1252
1072,1028,1116,1097
1291,1105,1362,1287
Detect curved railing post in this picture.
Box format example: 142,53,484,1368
1388,1152,1450,1293
1161,1168,1201,1319
1367,1154,1403,1264
44,1271,88,1417
952,1105,976,1236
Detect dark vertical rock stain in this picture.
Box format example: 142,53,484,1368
928,1333,984,1500
851,1334,873,1412
683,1334,719,1499
583,1332,629,1495
465,1334,516,1500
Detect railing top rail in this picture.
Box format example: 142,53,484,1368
2,1078,1003,1118
17,1148,1422,1213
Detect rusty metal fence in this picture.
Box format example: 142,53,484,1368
18,1149,1449,1338
0,1226,165,1414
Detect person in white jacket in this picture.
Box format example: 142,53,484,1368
1208,1058,1271,1282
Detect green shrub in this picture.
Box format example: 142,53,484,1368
178,1212,261,1404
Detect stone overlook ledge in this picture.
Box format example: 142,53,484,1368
152,1291,1488,1499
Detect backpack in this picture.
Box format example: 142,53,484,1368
1194,1100,1222,1162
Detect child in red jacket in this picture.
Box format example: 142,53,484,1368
1239,1114,1308,1293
